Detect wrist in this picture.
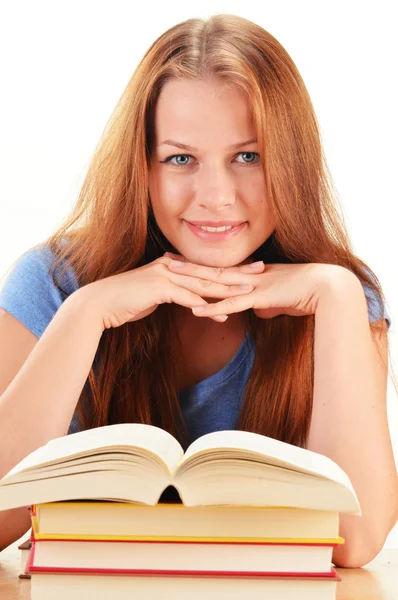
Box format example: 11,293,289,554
62,285,106,335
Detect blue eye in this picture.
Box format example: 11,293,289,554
160,152,260,167
236,152,260,164
162,154,193,167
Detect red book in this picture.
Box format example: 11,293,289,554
27,538,340,577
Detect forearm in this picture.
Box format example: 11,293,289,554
0,287,104,480
307,270,398,567
0,287,105,551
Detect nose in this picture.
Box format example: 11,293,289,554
196,162,236,211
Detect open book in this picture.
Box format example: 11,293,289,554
0,424,361,514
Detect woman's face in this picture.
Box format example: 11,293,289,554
148,77,275,267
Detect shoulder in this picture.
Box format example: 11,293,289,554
0,241,79,338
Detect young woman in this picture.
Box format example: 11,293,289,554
0,14,396,566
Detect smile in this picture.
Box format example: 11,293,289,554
184,220,247,241
196,225,233,232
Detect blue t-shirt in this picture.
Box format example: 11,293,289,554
0,244,392,445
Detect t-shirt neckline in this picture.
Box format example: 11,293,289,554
181,332,254,393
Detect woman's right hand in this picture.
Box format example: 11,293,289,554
80,255,254,330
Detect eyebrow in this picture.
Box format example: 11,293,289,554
158,137,258,152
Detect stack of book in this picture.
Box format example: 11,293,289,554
1,423,360,599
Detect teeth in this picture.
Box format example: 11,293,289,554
197,225,234,232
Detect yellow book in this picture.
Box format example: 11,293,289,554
31,501,344,544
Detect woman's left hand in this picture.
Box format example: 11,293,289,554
164,252,353,320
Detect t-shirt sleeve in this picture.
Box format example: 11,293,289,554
0,245,79,339
360,272,392,330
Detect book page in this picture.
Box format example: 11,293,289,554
181,430,355,491
3,424,184,479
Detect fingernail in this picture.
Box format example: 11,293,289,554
249,261,264,268
239,284,253,290
193,305,206,313
170,260,184,267
214,315,228,322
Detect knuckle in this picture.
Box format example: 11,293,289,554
155,261,172,276
156,257,171,267
226,296,237,307
199,278,213,289
214,267,225,280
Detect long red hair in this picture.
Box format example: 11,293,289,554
20,14,394,449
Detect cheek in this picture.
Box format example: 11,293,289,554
154,179,192,217
246,183,269,214
246,187,275,233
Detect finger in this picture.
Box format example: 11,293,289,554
192,293,255,317
167,271,254,298
166,283,208,309
164,253,265,271
238,261,266,272
167,261,261,286
166,284,228,322
158,258,252,299
164,252,186,261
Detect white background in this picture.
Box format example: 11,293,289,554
0,1,397,548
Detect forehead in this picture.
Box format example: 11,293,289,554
154,78,255,143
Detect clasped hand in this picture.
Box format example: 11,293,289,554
164,252,351,321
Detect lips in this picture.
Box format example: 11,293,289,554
187,220,244,227
184,220,247,241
